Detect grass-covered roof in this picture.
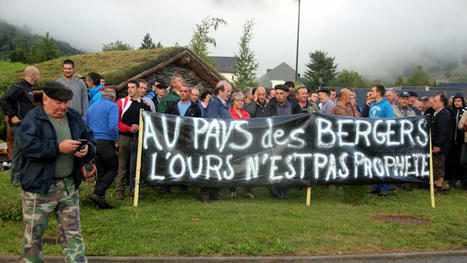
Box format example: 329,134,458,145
3,47,223,89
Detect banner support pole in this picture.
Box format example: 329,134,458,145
429,130,435,208
133,109,144,207
306,186,311,206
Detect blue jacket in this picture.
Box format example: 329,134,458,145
206,95,232,119
369,98,394,118
19,106,96,194
85,97,119,141
88,84,105,105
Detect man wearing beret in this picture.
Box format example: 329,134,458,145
317,88,335,114
18,82,96,262
266,84,301,117
265,84,301,199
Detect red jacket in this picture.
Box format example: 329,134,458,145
229,107,250,120
116,96,132,133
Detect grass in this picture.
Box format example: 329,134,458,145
0,61,28,82
0,172,466,257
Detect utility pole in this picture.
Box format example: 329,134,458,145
295,0,301,82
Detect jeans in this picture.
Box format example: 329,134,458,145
10,125,22,183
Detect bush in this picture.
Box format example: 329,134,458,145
342,185,368,206
0,194,22,221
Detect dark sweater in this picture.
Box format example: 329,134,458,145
120,100,150,136
166,100,201,117
0,79,35,124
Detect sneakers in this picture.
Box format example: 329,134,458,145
377,190,389,197
90,194,114,209
245,192,255,199
199,193,211,203
399,184,413,191
441,181,450,191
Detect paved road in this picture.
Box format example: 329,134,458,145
1,250,466,262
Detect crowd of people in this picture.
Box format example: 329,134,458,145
1,59,466,261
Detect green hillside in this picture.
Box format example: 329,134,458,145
0,20,82,60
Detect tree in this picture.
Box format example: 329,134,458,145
34,32,59,63
303,50,337,89
233,20,259,89
156,42,163,48
140,33,156,49
189,16,226,64
394,75,405,86
334,70,367,88
102,40,133,51
406,65,432,86
9,44,29,63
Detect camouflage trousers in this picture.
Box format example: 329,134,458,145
19,177,87,263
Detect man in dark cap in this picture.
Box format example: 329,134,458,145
393,91,416,117
18,82,96,262
147,80,168,111
266,84,301,117
408,91,422,115
265,84,300,199
392,91,416,192
318,88,335,114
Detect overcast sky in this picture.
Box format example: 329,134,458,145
1,0,467,81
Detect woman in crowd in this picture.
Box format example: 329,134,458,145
228,92,254,199
200,90,212,109
447,93,466,188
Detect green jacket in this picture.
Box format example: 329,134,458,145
157,89,179,113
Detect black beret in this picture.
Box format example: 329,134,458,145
43,82,73,101
317,88,330,94
274,84,288,92
284,81,295,88
157,82,168,89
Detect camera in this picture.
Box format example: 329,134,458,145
77,139,88,151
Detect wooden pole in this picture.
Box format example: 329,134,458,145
133,109,144,207
429,130,435,208
306,186,311,206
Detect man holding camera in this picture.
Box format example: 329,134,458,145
18,82,96,262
